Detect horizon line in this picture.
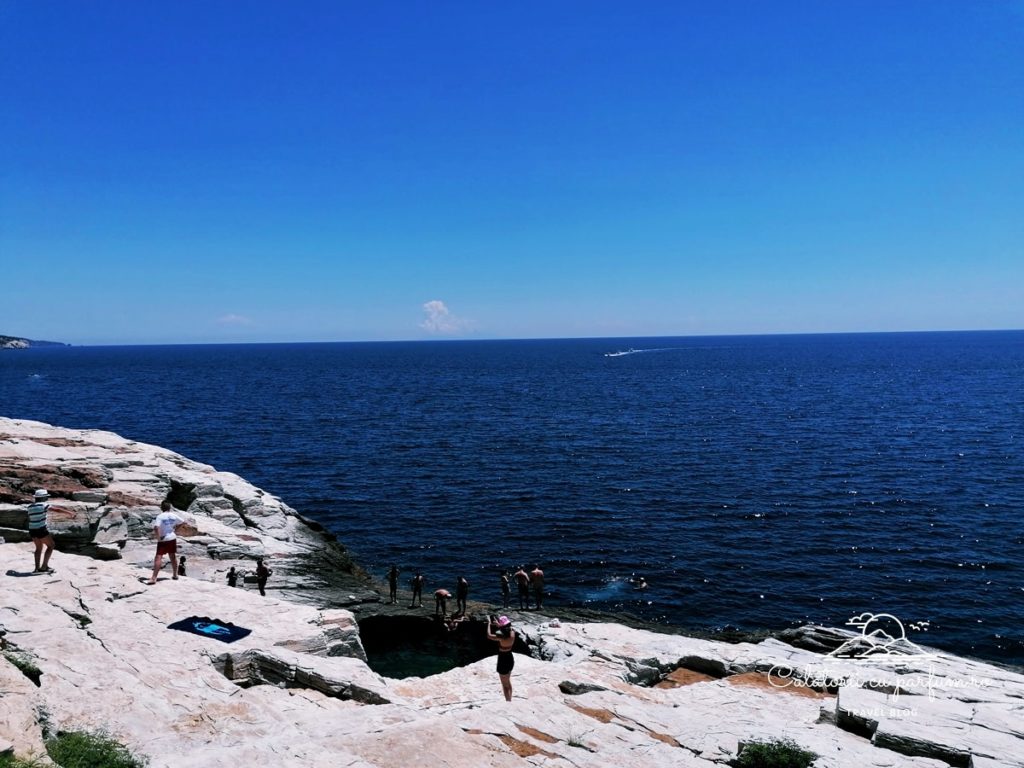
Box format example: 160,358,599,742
8,327,1024,349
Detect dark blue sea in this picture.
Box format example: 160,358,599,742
3,332,1023,663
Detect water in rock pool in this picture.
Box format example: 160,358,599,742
2,331,1022,663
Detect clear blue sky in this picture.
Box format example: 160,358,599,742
2,1,1021,344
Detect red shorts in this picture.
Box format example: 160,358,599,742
156,539,178,557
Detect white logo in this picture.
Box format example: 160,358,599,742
825,612,936,664
766,612,991,706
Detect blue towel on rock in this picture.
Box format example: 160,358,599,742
167,616,252,643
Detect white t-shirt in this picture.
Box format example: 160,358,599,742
154,511,185,542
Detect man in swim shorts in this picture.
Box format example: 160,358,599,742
387,564,400,604
149,501,189,585
410,572,425,607
513,566,530,609
434,588,451,617
530,564,545,610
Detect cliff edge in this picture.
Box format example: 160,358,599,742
1,418,1021,767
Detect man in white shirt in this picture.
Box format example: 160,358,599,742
148,501,190,585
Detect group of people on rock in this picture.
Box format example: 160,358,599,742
504,565,545,610
150,500,272,594
384,564,526,700
223,559,272,595
384,564,547,615
25,489,523,702
25,489,273,595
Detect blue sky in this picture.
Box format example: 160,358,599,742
1,1,1021,344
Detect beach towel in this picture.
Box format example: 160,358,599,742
167,616,252,644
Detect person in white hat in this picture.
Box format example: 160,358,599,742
26,489,57,573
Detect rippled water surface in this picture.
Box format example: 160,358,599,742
3,332,1022,662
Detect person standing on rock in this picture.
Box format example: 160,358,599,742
226,566,238,587
410,572,425,608
530,564,545,610
148,501,190,585
486,615,517,702
255,557,272,596
500,570,511,609
456,575,469,615
26,489,58,574
513,566,530,610
387,564,400,604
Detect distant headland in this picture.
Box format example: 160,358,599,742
0,334,69,349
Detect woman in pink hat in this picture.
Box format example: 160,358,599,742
486,615,517,701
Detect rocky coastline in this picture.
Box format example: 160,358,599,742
1,417,1022,767
0,336,68,349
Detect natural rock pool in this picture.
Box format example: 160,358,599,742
358,615,531,679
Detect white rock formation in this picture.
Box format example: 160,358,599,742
0,417,375,607
1,418,1022,767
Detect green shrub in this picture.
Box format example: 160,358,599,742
0,752,48,768
733,738,817,768
44,731,146,768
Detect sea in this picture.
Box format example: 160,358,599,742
2,331,1022,664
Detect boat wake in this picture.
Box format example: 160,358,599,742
603,347,675,358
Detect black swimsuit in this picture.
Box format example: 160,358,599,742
496,647,515,675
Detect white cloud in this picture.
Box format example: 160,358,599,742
216,313,253,326
420,300,472,334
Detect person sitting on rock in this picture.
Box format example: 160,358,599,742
456,575,469,615
148,501,190,585
434,588,451,617
26,488,59,574
226,566,238,587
